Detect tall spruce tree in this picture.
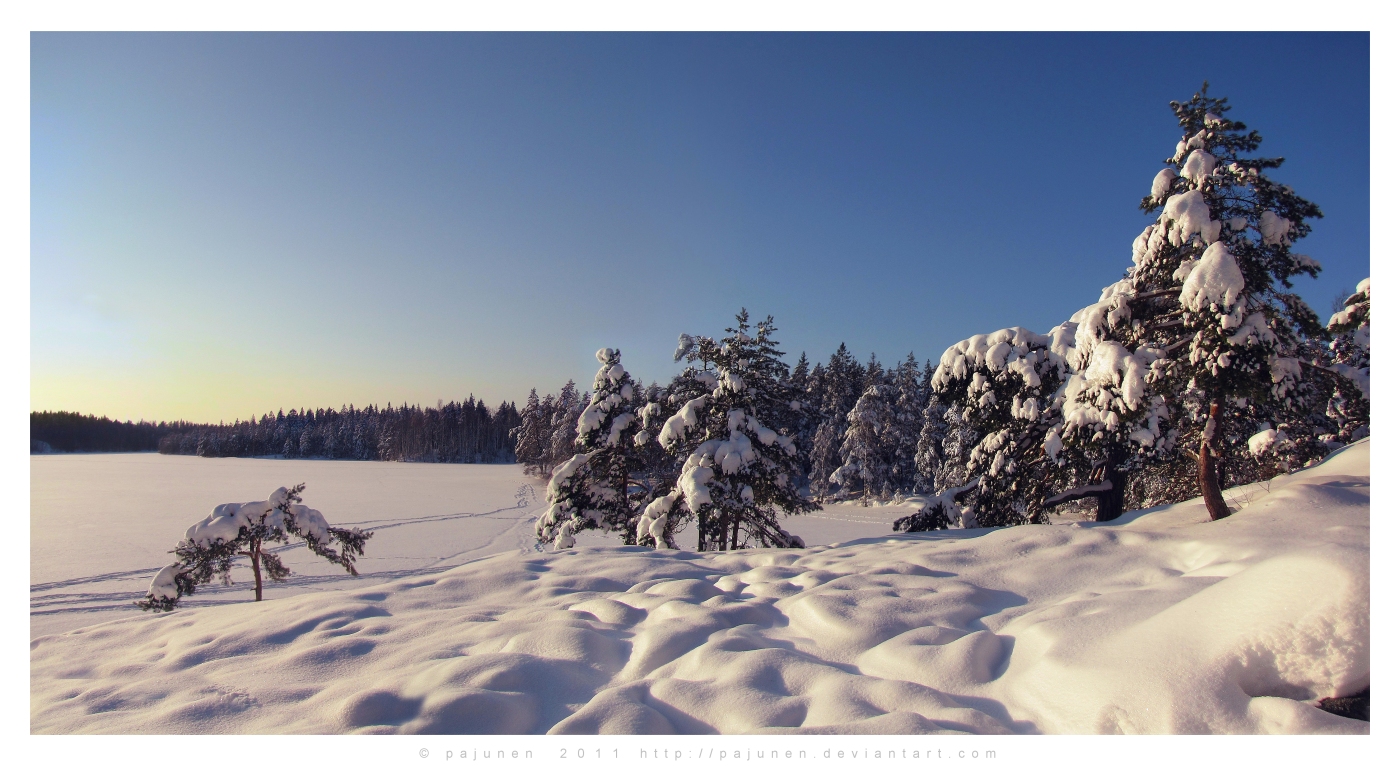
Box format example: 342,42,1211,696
510,389,549,476
1320,277,1370,442
914,395,949,494
785,353,818,487
547,380,584,470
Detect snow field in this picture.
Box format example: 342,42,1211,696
30,455,547,639
29,455,933,639
30,442,1369,734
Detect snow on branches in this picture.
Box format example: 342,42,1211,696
535,348,649,549
898,84,1356,532
639,311,815,551
926,326,1071,527
831,383,897,504
1066,82,1345,517
138,484,371,611
1327,278,1370,401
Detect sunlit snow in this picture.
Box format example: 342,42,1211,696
31,442,1369,734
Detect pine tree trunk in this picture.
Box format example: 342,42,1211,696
619,473,636,546
250,538,264,601
1096,446,1127,522
1200,401,1232,521
1028,490,1045,525
1095,467,1126,522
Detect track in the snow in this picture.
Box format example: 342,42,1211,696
31,485,545,623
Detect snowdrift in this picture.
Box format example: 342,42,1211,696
30,441,1369,734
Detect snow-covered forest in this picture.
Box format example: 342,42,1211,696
155,397,523,463
517,86,1370,553
30,410,199,453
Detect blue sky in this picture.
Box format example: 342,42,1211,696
31,33,1369,422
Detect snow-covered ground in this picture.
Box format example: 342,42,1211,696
31,444,1367,733
31,455,547,640
30,454,909,640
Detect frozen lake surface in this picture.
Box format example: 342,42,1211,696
31,455,542,638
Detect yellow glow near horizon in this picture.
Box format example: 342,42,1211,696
30,364,524,425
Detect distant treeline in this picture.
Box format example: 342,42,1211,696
31,411,195,454
156,398,522,463
32,397,523,464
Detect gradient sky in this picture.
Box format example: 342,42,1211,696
31,33,1370,424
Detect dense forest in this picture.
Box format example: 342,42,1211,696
30,411,195,454
156,398,522,463
32,397,522,464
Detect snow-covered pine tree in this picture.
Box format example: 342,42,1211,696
509,388,550,476
1327,277,1370,380
535,349,648,549
1055,84,1334,521
1321,277,1370,440
628,382,685,544
807,343,862,499
546,380,585,471
898,326,1073,530
637,311,817,550
807,421,842,502
785,352,819,488
833,382,896,504
911,360,945,493
537,393,557,457
630,354,726,549
138,484,371,610
913,394,948,494
888,353,926,496
1243,275,1369,480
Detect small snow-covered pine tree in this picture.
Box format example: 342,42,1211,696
547,380,584,470
138,484,371,611
913,395,948,494
786,353,820,489
1322,277,1370,439
806,343,862,499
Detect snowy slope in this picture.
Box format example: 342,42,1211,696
31,442,1368,734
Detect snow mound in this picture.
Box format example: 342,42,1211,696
182,488,332,548
32,443,1369,734
1181,241,1244,311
